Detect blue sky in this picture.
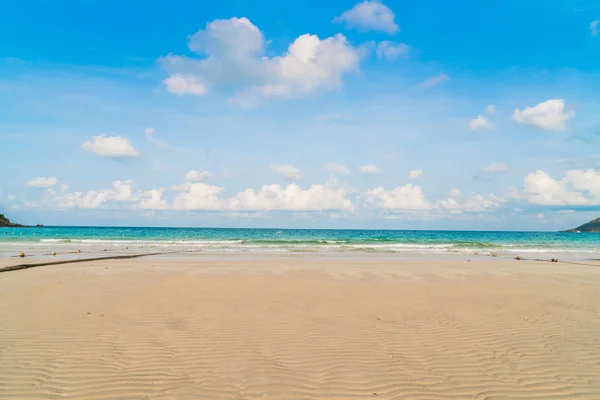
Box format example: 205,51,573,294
1,0,599,230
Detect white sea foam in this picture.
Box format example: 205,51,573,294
1,237,595,259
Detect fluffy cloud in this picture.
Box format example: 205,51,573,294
591,19,599,37
485,162,508,173
524,169,600,205
325,162,351,175
436,197,461,213
359,164,381,175
334,0,399,34
81,135,139,158
512,99,574,131
139,189,168,210
486,105,496,114
468,115,493,131
172,183,224,210
111,180,135,201
161,17,362,104
363,184,431,210
185,170,213,182
408,169,423,179
418,73,450,88
228,183,353,211
438,193,502,214
145,128,169,149
162,74,208,96
173,182,354,211
21,175,517,219
270,164,303,181
460,194,502,213
376,41,409,60
45,179,136,209
28,177,354,213
259,34,361,98
27,177,57,188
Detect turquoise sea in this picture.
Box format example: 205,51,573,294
1,226,600,259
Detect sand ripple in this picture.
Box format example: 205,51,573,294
1,259,600,399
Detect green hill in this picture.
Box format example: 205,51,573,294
0,214,24,227
565,217,600,232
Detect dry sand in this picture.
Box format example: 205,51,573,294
1,257,600,399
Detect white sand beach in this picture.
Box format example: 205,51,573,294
2,257,600,399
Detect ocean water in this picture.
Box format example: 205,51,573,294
1,226,600,259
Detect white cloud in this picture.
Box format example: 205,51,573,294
173,182,354,212
139,189,168,210
27,177,57,188
486,105,496,114
24,178,354,214
44,179,136,209
111,180,135,201
438,193,502,214
257,34,361,98
21,174,519,219
468,114,493,131
172,183,224,210
145,128,169,149
460,194,502,213
161,17,362,104
162,74,208,96
408,169,423,179
80,191,111,209
524,169,600,205
591,19,599,37
376,41,409,60
228,183,353,211
418,73,450,88
185,170,213,182
81,135,139,158
512,99,574,131
485,162,508,173
334,0,399,34
437,197,461,214
46,189,104,210
325,162,351,175
363,184,431,210
359,164,381,175
270,164,303,181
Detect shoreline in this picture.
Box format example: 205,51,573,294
4,250,600,270
2,244,599,264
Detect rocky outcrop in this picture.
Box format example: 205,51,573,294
0,214,24,227
565,218,600,232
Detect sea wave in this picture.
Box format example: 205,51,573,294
0,229,594,258
2,237,594,255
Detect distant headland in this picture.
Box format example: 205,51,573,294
564,217,600,233
0,214,43,228
0,213,24,227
